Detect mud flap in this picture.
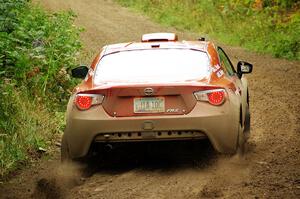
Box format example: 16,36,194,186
236,124,246,156
61,135,72,163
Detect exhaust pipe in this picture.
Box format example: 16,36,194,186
104,144,113,151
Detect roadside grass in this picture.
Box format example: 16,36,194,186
0,1,82,178
115,0,300,60
0,85,64,177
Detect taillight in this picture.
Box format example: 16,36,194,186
194,89,225,106
75,94,104,110
207,91,225,105
76,96,92,110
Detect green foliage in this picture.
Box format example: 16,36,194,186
116,0,300,60
0,0,82,177
0,4,82,107
0,84,63,177
0,0,29,33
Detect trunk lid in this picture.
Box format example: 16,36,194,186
82,82,216,117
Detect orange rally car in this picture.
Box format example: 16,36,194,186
61,33,253,161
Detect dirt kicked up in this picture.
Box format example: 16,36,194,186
1,0,300,198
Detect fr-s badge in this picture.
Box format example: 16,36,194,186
166,108,179,113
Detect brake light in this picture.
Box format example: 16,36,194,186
141,33,178,42
76,96,92,110
207,91,225,105
194,89,225,106
75,94,104,110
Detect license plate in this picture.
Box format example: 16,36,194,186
134,97,165,113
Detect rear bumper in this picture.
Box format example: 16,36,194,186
94,130,207,142
65,101,239,158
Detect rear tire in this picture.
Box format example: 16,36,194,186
244,105,251,140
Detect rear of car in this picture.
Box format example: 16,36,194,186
62,34,248,160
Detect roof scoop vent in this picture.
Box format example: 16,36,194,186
141,33,178,42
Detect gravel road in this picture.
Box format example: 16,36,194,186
1,0,299,198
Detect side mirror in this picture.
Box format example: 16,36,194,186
71,65,89,79
237,61,253,78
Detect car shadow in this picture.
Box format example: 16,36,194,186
80,140,219,178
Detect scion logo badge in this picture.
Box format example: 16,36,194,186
144,88,154,96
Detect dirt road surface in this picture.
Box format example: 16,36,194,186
1,0,300,198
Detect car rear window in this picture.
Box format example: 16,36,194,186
94,49,211,84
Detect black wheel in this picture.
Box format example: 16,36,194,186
244,105,251,139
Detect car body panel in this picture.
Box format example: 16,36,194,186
76,83,226,117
